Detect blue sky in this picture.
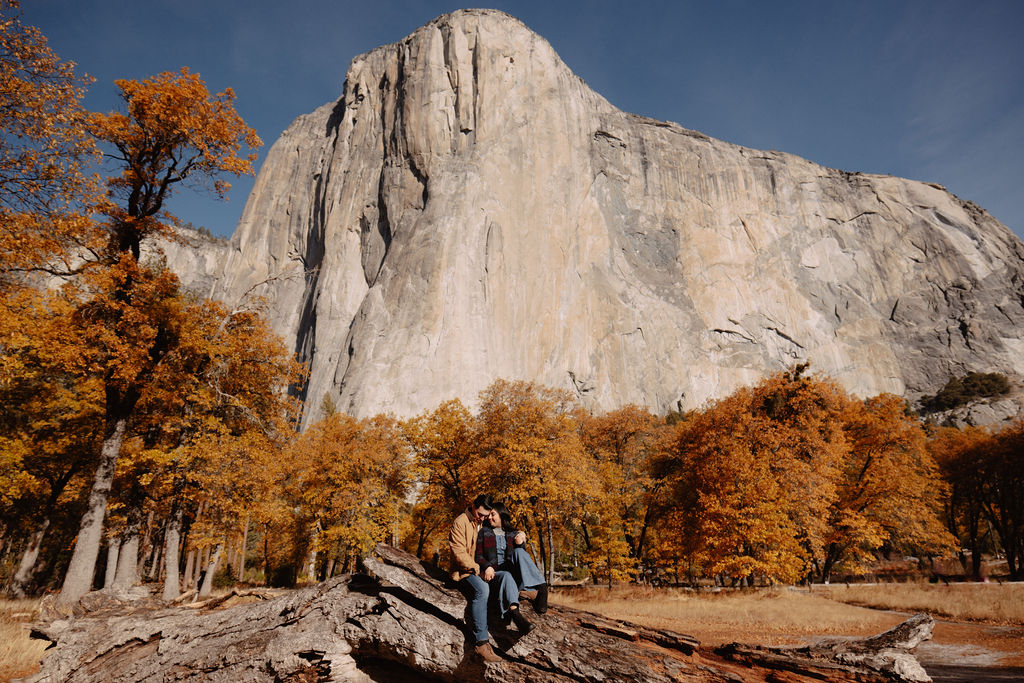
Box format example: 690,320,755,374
22,1,1024,241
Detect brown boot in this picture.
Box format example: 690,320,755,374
474,640,502,663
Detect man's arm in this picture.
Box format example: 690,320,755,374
449,515,479,575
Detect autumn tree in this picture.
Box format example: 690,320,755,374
821,394,952,582
656,367,850,584
403,399,481,558
284,413,411,584
576,405,675,583
56,68,261,606
0,0,99,280
980,421,1024,579
0,285,102,596
929,424,995,579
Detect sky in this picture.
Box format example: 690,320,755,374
21,0,1024,241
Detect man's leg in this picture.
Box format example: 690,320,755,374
458,574,490,643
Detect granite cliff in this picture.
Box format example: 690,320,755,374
172,9,1024,424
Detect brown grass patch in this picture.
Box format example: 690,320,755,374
816,582,1024,625
551,585,903,646
0,598,47,681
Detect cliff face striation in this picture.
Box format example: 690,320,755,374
176,9,1024,423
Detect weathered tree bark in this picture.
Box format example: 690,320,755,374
29,544,935,683
236,515,248,582
161,506,183,601
9,517,51,597
102,540,120,589
56,416,128,608
717,614,934,682
197,542,223,598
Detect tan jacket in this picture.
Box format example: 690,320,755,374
448,509,480,581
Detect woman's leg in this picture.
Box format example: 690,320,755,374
504,547,549,614
492,570,520,620
506,546,545,588
494,570,533,633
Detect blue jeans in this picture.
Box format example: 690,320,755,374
491,547,545,619
458,574,489,642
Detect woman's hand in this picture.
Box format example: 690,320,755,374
514,531,527,545
483,566,495,581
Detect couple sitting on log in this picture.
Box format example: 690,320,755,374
448,493,549,662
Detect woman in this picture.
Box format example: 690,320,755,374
475,502,549,634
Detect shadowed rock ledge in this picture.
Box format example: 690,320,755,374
26,544,935,682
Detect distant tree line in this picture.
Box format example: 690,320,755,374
918,372,1011,414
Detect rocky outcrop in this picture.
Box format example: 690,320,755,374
27,545,934,682
178,9,1024,423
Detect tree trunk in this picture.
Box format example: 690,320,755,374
182,549,196,590
533,518,548,584
545,512,555,584
112,528,140,589
57,416,128,608
195,546,208,590
148,543,162,581
237,515,249,582
263,524,270,586
9,517,51,597
198,543,223,598
103,540,120,589
162,506,184,601
29,545,935,683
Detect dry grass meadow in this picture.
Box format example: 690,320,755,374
552,582,1024,668
816,581,1024,624
552,584,902,646
0,598,47,682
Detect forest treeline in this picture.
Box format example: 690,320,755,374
1,3,1022,603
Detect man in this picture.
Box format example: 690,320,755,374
449,493,502,663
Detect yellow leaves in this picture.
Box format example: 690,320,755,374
657,366,954,583
0,2,101,278
87,66,260,246
284,413,410,557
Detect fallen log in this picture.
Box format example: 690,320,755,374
25,544,935,682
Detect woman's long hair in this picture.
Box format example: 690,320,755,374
491,501,515,530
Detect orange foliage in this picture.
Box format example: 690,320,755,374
88,67,260,258
0,1,100,278
657,366,953,584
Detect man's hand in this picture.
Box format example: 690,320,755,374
514,531,527,546
483,566,495,582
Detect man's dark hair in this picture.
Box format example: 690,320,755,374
472,493,495,510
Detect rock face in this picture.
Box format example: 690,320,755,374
186,9,1024,423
